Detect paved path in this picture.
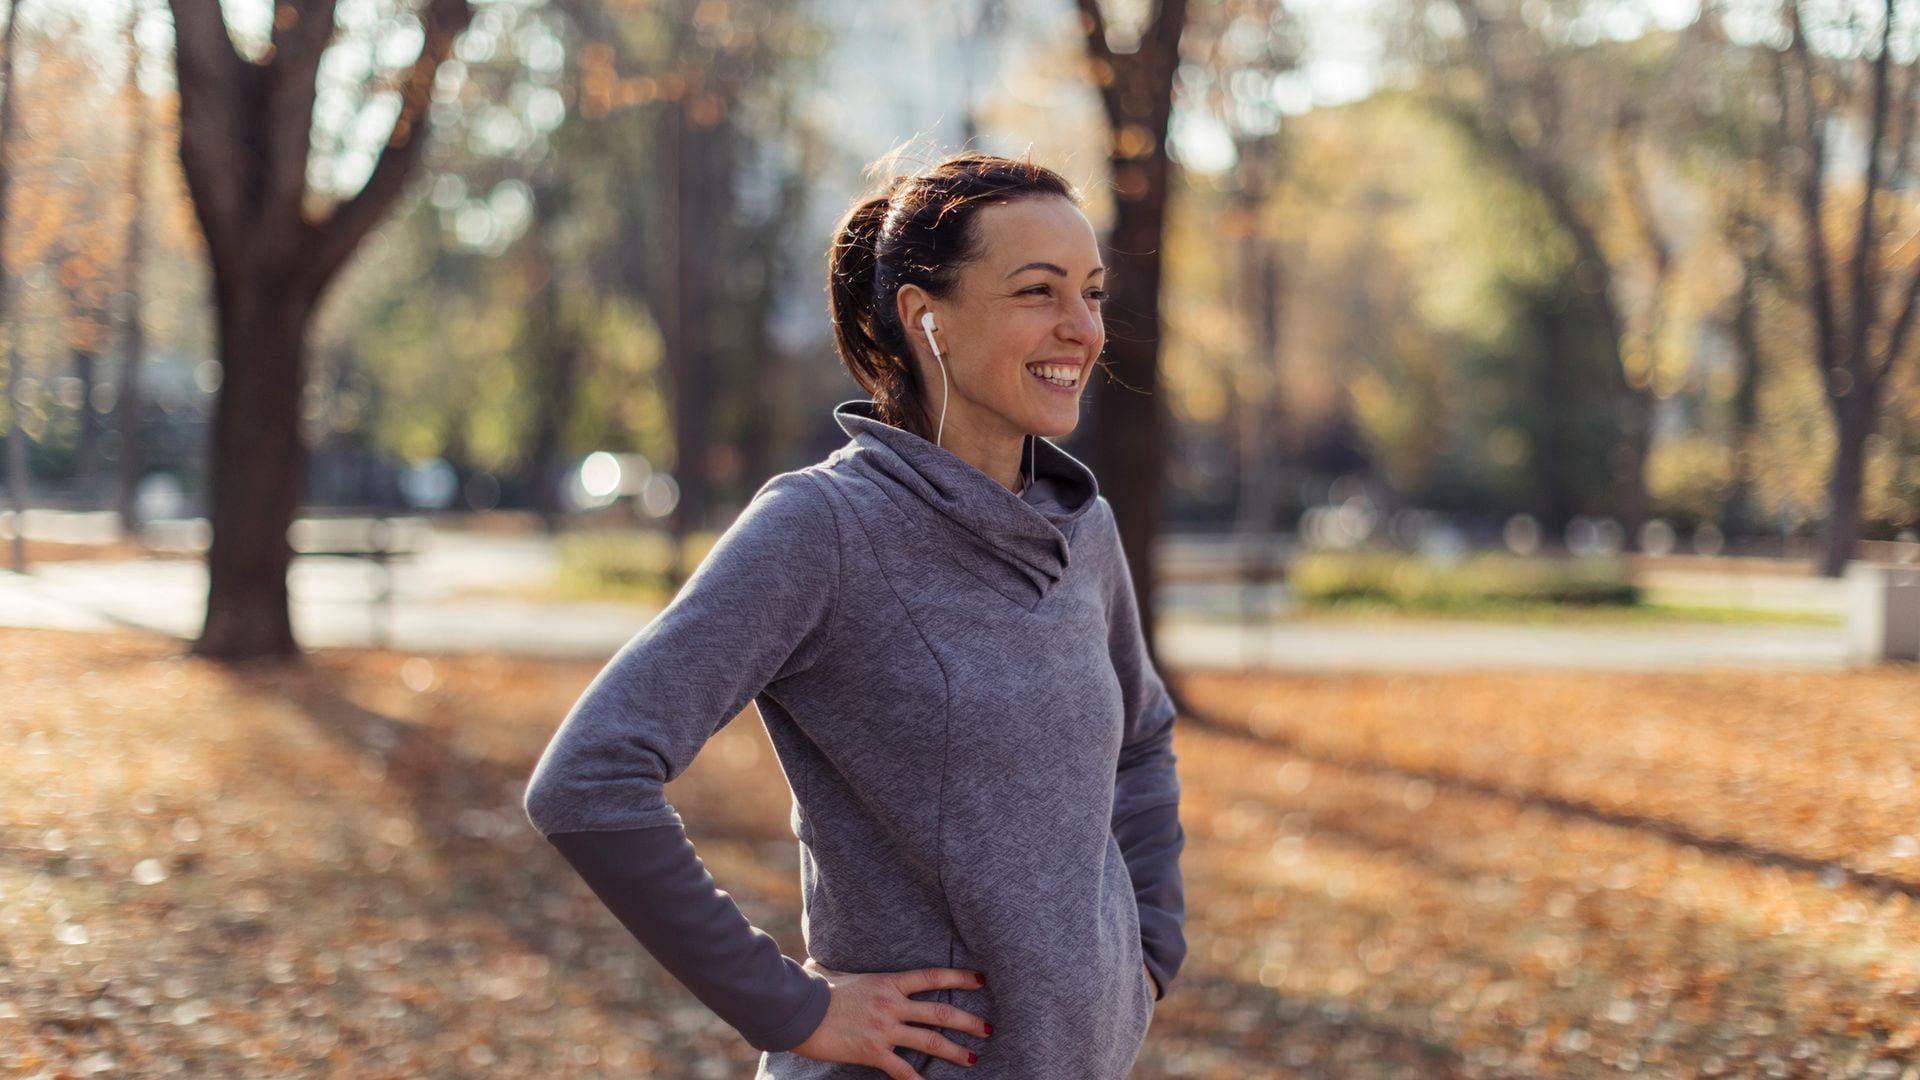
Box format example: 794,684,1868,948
1159,613,1851,673
0,540,1862,672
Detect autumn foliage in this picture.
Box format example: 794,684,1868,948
5,627,1919,1077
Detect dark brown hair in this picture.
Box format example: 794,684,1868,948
827,151,1077,438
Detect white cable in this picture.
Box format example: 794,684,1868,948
921,312,950,449
921,311,1032,493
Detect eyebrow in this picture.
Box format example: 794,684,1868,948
1005,261,1106,279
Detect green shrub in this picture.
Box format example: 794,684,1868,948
1288,550,1639,612
553,529,719,603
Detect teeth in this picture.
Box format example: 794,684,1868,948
1027,363,1079,386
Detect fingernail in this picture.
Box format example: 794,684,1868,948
967,1052,978,1065
975,972,987,986
983,1022,994,1036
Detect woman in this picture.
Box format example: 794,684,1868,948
523,152,1187,1079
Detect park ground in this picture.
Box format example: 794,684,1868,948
3,626,1919,1078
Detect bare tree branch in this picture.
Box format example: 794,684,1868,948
305,0,473,293
1785,0,1840,380
1879,244,1920,378
1612,114,1671,279
1841,0,1895,391
261,0,339,249
166,0,254,258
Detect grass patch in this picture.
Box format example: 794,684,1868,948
1285,551,1846,626
1291,595,1844,627
1288,550,1640,611
549,529,720,605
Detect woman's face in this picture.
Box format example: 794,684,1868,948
898,195,1106,443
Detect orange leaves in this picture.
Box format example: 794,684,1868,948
7,626,1920,1076
1159,663,1920,1075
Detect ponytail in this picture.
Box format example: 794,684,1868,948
828,189,927,434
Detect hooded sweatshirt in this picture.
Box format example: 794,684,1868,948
522,399,1187,1078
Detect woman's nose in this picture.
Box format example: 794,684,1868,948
1059,296,1101,343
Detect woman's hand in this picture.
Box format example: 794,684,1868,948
791,959,992,1079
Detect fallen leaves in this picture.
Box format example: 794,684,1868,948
4,627,1919,1077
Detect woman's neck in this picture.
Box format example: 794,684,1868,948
930,413,1030,494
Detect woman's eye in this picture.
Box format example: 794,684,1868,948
1018,284,1105,301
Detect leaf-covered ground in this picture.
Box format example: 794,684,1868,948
3,627,1918,1078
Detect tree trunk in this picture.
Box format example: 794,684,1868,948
116,0,150,537
1234,139,1286,536
1077,0,1188,662
1,0,25,573
1091,163,1174,650
5,331,25,574
1614,388,1653,550
74,349,101,494
167,0,473,659
1816,379,1880,577
1720,266,1762,543
115,301,149,534
663,97,709,586
518,211,581,533
194,284,310,658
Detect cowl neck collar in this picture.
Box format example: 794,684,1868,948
831,398,1099,606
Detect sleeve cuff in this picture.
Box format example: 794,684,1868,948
745,967,832,1052
1139,903,1186,1001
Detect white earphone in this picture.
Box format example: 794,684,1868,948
919,309,1032,492
920,311,949,449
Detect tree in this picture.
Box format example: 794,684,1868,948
1760,0,1920,575
1390,0,1688,552
1,0,22,574
329,0,815,545
116,0,153,536
167,0,474,659
1174,0,1302,536
1075,0,1189,659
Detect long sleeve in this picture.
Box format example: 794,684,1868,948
523,470,842,1051
545,826,831,1052
1098,501,1188,1002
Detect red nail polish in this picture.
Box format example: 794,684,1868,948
983,1022,994,1036
968,1052,978,1065
975,972,987,986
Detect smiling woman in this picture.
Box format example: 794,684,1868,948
524,152,1186,1080
828,154,1110,497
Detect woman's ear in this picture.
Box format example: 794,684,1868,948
895,284,936,358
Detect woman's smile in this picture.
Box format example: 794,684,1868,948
1026,359,1087,391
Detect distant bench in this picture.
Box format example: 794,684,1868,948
289,513,430,646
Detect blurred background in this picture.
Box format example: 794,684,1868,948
4,0,1920,1077
0,0,1917,650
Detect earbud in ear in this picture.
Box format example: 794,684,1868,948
919,310,948,448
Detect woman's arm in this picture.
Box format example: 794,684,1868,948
523,470,843,1050
1096,498,1188,1002
545,825,831,1052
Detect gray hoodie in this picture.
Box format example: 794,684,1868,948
523,399,1187,1077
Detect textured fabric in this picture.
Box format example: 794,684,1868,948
523,398,1186,1077
545,826,833,1053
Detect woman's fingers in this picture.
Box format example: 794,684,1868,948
896,1020,980,1069
790,962,987,1074
894,966,986,994
891,975,987,1069
877,1054,926,1080
900,997,991,1039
